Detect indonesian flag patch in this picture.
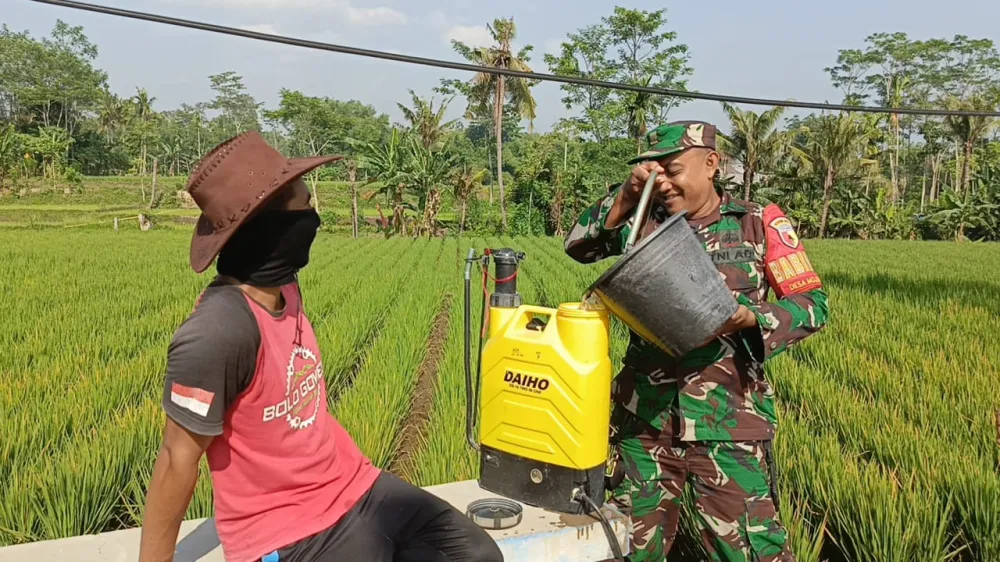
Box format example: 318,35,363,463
170,382,214,417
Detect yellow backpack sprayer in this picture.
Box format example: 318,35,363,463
462,246,624,560
461,171,739,561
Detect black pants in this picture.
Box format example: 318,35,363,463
273,472,504,562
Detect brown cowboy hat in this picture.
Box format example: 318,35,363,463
185,131,342,273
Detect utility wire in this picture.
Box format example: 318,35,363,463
25,0,1000,118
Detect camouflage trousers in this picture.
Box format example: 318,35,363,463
606,407,794,562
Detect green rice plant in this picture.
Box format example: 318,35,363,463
780,493,827,562
30,405,153,540
3,231,1000,560
0,471,38,545
314,239,426,396
775,358,998,558
408,238,489,486
941,468,1000,561
333,239,447,468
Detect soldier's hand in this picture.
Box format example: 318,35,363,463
606,161,669,229
625,161,669,204
700,305,757,346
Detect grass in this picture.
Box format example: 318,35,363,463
0,230,998,562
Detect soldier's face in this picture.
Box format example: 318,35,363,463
654,148,720,216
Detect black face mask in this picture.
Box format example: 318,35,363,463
217,209,321,287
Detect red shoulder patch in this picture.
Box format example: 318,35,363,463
763,204,822,297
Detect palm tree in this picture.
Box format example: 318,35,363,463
96,92,127,146
798,113,874,238
346,159,359,238
941,93,999,196
396,90,459,151
717,103,789,201
159,135,183,176
131,88,156,175
454,17,538,232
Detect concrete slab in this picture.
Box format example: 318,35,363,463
0,518,220,562
427,480,630,562
0,480,629,562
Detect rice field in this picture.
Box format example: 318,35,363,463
1,230,998,561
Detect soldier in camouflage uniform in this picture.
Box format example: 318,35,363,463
564,121,829,562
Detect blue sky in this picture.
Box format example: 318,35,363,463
6,0,1000,135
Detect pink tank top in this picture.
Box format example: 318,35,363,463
205,283,380,562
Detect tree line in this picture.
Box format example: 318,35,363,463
2,10,999,241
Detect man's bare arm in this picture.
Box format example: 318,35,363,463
138,416,214,562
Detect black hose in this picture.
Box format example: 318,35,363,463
575,491,625,562
464,248,479,451
474,255,488,422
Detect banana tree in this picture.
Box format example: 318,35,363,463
401,136,456,237
452,165,487,236
23,126,73,180
158,135,183,176
930,189,999,241
355,128,409,236
396,89,459,151
0,125,22,190
863,188,916,240
828,184,869,238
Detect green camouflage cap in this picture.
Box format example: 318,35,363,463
627,120,717,165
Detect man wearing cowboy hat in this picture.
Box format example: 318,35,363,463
565,121,829,561
138,131,503,562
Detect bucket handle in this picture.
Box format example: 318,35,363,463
624,170,658,252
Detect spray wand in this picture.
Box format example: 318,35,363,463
581,168,659,309
464,248,483,451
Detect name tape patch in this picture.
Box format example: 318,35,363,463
768,250,822,293
710,246,756,265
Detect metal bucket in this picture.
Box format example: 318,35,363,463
586,183,738,357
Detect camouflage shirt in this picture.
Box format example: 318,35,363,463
565,186,829,442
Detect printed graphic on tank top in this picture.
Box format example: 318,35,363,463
204,283,379,562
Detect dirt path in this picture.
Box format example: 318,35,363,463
391,293,453,482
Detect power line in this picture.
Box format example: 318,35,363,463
24,0,1000,118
